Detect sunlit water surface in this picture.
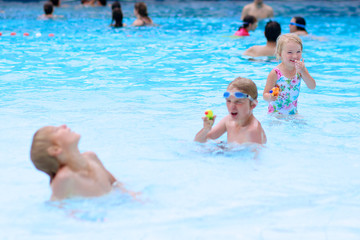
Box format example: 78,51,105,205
1,1,360,239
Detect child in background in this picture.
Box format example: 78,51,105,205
234,15,257,37
132,2,153,26
41,2,54,19
243,20,281,57
39,2,64,19
30,125,136,201
263,33,316,115
195,77,267,145
111,7,125,27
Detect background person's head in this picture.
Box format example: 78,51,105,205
50,0,60,7
265,20,281,42
240,15,257,31
290,16,307,33
30,127,60,183
43,2,54,15
98,0,107,6
112,8,124,27
134,2,149,17
111,1,121,10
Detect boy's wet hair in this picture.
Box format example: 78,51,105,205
112,1,121,10
239,15,257,30
228,77,258,100
30,127,60,183
135,2,149,17
265,20,281,42
50,0,59,7
43,2,54,15
275,33,303,60
99,0,107,6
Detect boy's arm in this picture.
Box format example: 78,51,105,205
194,116,216,143
194,115,227,142
113,181,142,201
263,70,278,102
207,117,227,140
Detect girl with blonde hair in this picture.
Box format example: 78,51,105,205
263,33,316,115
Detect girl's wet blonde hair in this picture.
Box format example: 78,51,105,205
275,33,303,60
30,127,59,183
227,77,258,100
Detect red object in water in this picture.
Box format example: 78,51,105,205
24,33,30,36
0,32,2,36
10,32,16,36
48,33,54,37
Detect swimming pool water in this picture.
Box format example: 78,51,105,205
1,1,360,239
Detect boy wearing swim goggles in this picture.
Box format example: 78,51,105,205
195,77,267,145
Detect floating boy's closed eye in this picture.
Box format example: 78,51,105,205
223,91,254,101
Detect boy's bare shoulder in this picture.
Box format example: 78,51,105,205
248,117,266,144
246,117,264,133
50,167,76,195
82,151,106,168
248,116,262,129
83,151,102,163
53,166,74,180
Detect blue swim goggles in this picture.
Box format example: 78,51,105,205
289,22,306,28
223,91,254,101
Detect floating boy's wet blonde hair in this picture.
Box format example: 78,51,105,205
30,127,60,183
227,77,258,100
275,33,303,60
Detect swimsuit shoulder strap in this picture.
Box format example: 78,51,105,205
273,67,282,79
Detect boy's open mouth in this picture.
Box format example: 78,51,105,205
231,112,238,116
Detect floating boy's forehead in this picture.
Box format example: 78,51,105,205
35,126,56,140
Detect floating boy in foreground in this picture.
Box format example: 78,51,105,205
30,125,136,201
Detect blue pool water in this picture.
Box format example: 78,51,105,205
1,0,360,239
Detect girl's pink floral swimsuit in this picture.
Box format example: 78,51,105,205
268,68,301,115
